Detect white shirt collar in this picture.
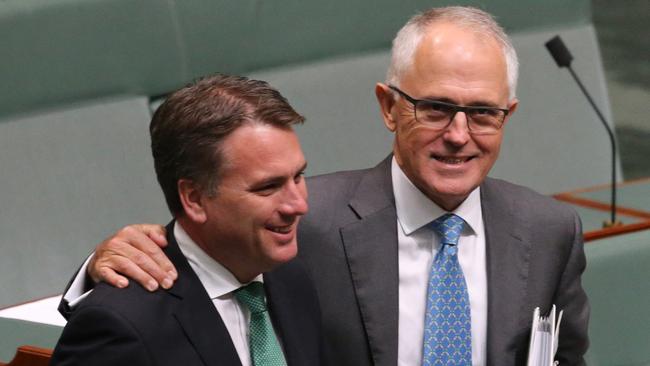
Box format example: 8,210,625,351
174,221,263,300
391,157,482,236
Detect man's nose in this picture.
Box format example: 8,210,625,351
280,182,309,216
443,111,471,146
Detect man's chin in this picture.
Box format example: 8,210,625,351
266,242,299,266
423,179,478,210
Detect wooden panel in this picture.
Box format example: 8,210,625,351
0,346,51,366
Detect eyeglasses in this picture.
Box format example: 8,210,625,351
388,85,509,135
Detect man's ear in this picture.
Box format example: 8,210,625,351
502,98,519,127
375,83,398,132
178,179,208,224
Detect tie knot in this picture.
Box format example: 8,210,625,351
235,281,267,314
431,213,465,246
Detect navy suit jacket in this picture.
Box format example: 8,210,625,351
52,222,323,366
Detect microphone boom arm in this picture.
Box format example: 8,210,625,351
546,35,621,227
566,66,619,226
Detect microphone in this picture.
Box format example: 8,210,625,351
546,36,573,68
545,35,622,228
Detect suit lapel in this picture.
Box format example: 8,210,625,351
481,179,531,366
340,158,399,366
264,268,307,366
164,222,242,366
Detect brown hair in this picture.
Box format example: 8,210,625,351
150,74,305,216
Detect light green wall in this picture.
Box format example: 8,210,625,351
1,0,591,120
0,97,169,308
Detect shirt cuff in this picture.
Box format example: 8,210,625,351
63,254,95,308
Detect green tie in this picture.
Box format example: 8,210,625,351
234,282,287,366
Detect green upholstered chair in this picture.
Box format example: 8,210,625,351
584,231,650,365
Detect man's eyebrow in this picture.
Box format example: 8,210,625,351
465,101,503,108
421,95,502,108
421,95,455,104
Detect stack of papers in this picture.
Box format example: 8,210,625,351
527,305,563,366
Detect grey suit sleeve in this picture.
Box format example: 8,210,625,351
553,212,590,365
50,306,152,366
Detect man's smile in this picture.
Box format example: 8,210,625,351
430,154,477,165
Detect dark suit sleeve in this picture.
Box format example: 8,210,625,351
58,255,96,320
50,305,152,366
553,211,590,365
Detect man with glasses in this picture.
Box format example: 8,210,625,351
59,6,589,366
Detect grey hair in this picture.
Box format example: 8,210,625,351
386,6,519,99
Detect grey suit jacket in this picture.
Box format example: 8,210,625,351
298,156,589,366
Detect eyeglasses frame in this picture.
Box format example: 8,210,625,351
388,85,510,135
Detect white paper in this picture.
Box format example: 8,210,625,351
0,295,66,327
527,305,563,366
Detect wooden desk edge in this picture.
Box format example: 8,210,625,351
554,180,650,242
583,220,650,242
0,345,52,366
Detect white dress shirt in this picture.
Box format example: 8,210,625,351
392,158,487,366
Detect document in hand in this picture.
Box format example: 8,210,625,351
527,305,563,366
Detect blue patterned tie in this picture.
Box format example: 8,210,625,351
422,213,472,365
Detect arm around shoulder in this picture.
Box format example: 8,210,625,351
58,223,176,320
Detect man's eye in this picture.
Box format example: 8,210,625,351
253,183,280,195
428,102,452,113
294,171,305,184
473,108,498,116
418,102,452,120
